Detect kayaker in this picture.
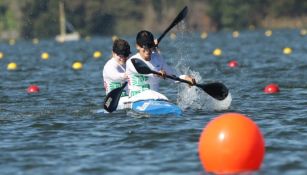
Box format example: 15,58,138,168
126,30,195,97
102,38,131,96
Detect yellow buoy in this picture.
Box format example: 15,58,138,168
32,38,39,44
93,51,102,59
248,25,255,30
265,30,272,37
85,36,91,42
72,61,83,70
7,62,17,70
41,52,49,60
0,52,4,59
283,47,292,55
9,39,16,45
300,29,307,36
232,31,240,38
200,32,208,39
112,35,119,42
170,32,176,40
213,48,222,56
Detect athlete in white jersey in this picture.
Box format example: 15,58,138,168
103,39,131,96
126,30,195,97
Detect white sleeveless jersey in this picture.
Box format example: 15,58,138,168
125,52,176,96
102,58,127,96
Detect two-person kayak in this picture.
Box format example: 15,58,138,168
103,88,231,116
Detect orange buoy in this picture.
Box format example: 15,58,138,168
198,113,265,174
264,83,280,94
228,60,238,68
27,85,40,93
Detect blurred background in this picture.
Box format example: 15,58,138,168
1,0,307,40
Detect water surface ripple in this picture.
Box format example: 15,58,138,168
0,30,307,174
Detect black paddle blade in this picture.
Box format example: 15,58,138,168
131,59,153,74
197,82,229,101
172,6,188,26
103,82,127,113
157,6,188,44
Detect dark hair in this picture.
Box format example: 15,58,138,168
136,30,155,48
113,39,131,57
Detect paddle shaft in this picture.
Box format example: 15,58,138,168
157,6,188,45
148,69,228,100
149,69,197,86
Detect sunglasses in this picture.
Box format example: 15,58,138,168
142,46,155,52
118,54,129,58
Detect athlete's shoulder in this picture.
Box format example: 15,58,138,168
129,53,141,59
104,58,116,67
127,53,142,64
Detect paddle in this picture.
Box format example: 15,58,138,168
103,82,127,113
131,59,229,101
157,6,188,45
103,6,189,112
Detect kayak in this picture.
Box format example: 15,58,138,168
101,84,232,115
116,89,182,116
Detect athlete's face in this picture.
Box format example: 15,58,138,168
118,55,128,65
114,53,128,65
137,45,154,61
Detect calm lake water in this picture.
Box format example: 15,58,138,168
1,29,307,175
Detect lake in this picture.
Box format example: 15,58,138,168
0,29,307,175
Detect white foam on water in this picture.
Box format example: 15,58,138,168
169,22,232,111
176,71,232,111
94,109,106,114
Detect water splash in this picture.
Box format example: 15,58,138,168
171,21,232,111
176,71,232,111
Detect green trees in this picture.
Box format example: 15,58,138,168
0,0,20,38
208,0,268,30
20,0,58,38
0,0,307,39
207,0,307,30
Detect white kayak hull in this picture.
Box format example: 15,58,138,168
100,89,232,115
117,90,182,115
131,100,181,115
